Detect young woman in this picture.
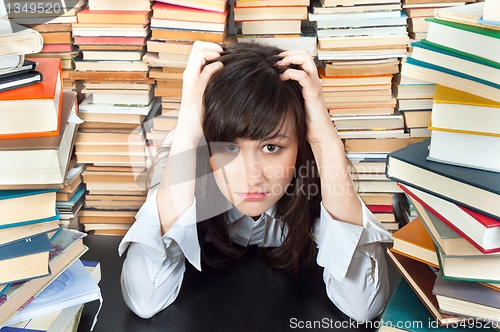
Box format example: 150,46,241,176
119,41,392,322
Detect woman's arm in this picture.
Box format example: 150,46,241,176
120,42,223,318
157,41,224,235
278,51,392,320
277,51,362,226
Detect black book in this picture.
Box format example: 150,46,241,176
0,69,42,93
385,138,500,220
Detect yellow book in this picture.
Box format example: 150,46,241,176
429,85,500,137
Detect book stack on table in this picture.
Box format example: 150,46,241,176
144,0,230,162
5,0,87,100
234,0,317,56
383,18,500,320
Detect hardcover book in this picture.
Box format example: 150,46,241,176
433,270,500,321
399,184,500,253
0,58,63,139
0,189,57,229
385,138,500,220
0,233,52,284
0,91,81,189
386,249,464,326
391,217,439,267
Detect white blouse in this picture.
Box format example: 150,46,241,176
118,133,394,322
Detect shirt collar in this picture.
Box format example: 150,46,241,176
226,203,278,223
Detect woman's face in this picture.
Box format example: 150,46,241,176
209,117,299,218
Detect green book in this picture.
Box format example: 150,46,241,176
424,17,500,66
378,278,498,332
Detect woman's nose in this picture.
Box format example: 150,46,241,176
242,153,264,187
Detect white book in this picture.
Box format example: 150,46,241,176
313,12,407,29
316,25,407,38
79,94,158,115
7,259,102,325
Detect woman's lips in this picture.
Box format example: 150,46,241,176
237,192,269,201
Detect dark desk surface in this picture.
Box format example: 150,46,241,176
77,235,400,332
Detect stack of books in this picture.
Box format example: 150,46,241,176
0,20,43,93
4,0,87,99
0,227,91,329
144,0,230,152
0,26,96,326
56,163,86,230
234,0,317,56
383,14,500,319
309,0,411,230
385,128,500,321
393,67,434,143
401,2,500,103
403,0,466,46
69,0,160,235
309,0,408,61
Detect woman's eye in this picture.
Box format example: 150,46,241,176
262,144,280,153
223,144,239,153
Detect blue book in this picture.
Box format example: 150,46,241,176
385,139,500,220
378,278,494,332
405,58,500,90
0,189,58,229
0,233,52,284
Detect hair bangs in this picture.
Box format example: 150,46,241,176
203,43,304,144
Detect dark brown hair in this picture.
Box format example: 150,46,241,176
196,42,322,271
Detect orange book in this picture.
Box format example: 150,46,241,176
391,216,439,268
0,58,63,140
76,8,151,25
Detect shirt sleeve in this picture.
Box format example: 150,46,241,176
118,129,202,319
314,198,393,322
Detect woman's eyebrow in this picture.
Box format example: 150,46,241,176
262,133,290,141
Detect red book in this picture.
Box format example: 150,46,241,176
366,204,394,213
399,183,500,254
40,44,74,53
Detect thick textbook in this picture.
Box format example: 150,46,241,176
0,19,43,57
0,233,52,284
433,270,500,322
410,41,500,87
399,182,500,253
429,85,500,136
407,194,499,257
0,189,57,229
0,91,81,189
7,259,101,325
385,138,500,220
0,58,63,139
435,243,500,284
391,217,439,267
425,18,500,65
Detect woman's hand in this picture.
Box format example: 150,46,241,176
278,50,362,225
277,50,338,146
178,41,224,145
